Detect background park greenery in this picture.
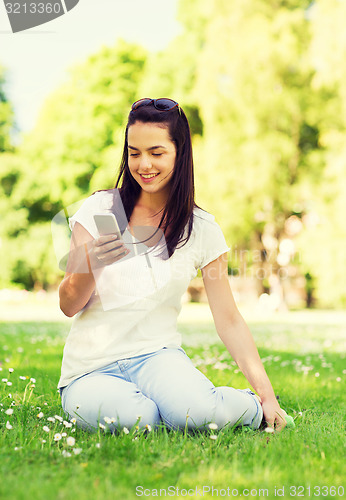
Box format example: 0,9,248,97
0,0,346,308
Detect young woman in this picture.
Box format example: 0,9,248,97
58,98,288,434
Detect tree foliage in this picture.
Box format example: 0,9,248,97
0,2,345,307
0,39,148,289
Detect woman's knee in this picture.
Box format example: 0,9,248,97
158,387,220,431
158,386,262,431
61,374,161,432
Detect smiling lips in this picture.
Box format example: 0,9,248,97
140,173,159,183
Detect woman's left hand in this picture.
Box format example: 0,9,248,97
260,397,288,433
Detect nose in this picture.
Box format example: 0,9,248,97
139,155,152,170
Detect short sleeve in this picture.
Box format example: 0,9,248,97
68,193,102,239
195,210,231,269
68,189,128,240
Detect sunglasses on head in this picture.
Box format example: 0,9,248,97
131,98,181,115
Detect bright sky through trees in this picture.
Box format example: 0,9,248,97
0,0,181,136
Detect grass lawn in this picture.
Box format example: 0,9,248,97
0,300,345,500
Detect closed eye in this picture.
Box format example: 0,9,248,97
129,153,162,157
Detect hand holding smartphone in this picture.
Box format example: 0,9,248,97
93,213,122,238
91,214,130,267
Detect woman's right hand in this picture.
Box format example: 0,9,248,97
88,234,130,269
59,225,130,317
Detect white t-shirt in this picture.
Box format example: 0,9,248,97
57,190,230,389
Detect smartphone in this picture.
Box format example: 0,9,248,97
93,213,122,238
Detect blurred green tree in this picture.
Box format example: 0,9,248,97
0,66,15,153
292,0,346,307
0,39,148,289
187,0,335,307
1,1,345,307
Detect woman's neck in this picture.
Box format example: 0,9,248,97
137,191,167,215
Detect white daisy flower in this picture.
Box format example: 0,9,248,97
47,417,55,423
62,450,71,457
66,436,75,446
122,427,129,434
6,421,13,430
209,434,217,440
43,426,50,432
55,415,63,422
54,433,62,441
265,427,274,433
37,412,44,418
30,378,36,383
208,422,218,430
99,423,105,430
5,408,13,415
73,448,82,455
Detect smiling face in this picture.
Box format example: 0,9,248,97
127,121,177,208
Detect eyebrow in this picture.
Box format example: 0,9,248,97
128,145,167,151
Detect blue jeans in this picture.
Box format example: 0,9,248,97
60,346,263,433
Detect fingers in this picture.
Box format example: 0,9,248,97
91,235,130,266
96,244,129,264
264,419,274,430
274,422,287,433
94,234,119,247
263,408,288,433
273,411,288,433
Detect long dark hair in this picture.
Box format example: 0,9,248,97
111,100,202,258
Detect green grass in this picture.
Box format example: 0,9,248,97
0,304,345,500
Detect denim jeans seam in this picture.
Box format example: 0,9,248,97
250,401,259,427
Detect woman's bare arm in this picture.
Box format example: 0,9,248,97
201,252,287,432
59,222,97,317
59,222,129,317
